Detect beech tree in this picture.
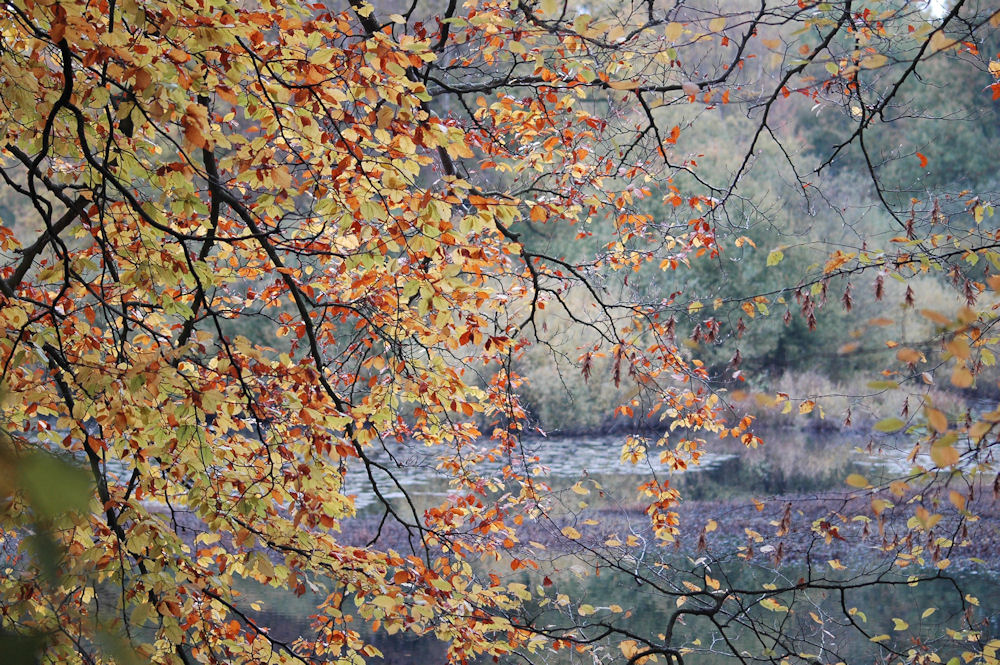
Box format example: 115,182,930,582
1,0,999,663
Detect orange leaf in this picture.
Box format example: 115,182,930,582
926,407,947,433
930,444,959,467
950,365,974,388
225,619,240,639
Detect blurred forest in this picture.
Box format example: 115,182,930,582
507,10,1000,433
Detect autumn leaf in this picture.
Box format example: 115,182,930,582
845,473,868,488
181,104,212,149
561,526,582,540
930,443,960,467
861,54,889,69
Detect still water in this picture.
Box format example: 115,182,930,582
341,428,870,513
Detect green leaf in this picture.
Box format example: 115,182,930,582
19,453,92,518
766,249,784,266
0,633,48,665
874,417,905,433
867,380,899,390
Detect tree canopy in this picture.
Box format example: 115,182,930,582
1,0,1000,663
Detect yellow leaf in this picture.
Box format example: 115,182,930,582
914,506,942,530
969,421,991,442
950,365,974,388
578,604,595,616
561,526,582,540
845,474,868,489
838,342,859,354
760,597,788,612
860,53,888,68
926,407,948,433
620,640,639,659
372,594,398,609
921,607,936,619
893,618,909,631
896,348,924,363
709,17,726,33
871,498,893,515
930,31,956,52
665,22,683,42
920,309,951,326
608,79,640,91
946,337,971,360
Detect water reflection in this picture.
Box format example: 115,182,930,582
344,428,881,516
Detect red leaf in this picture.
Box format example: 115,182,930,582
917,152,928,168
225,619,240,639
